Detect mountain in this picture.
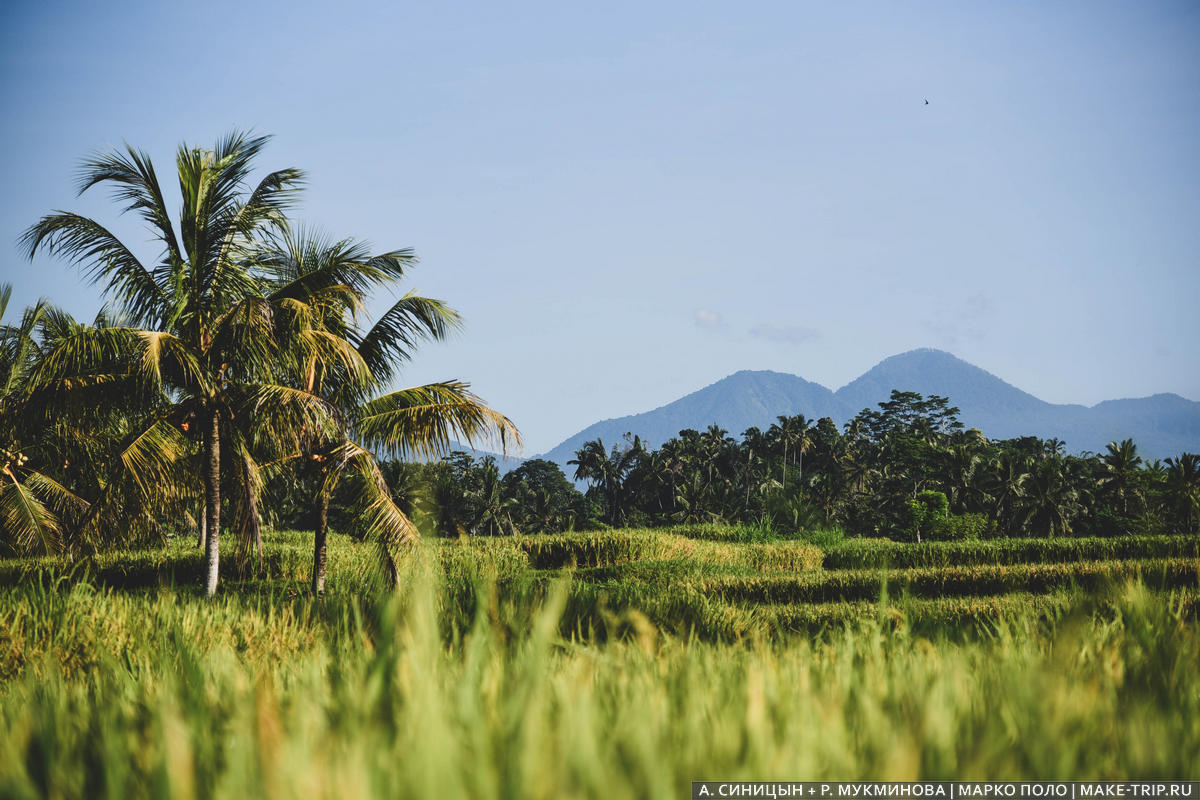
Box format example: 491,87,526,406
540,370,842,468
539,348,1200,469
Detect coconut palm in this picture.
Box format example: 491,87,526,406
985,451,1029,536
254,230,520,592
570,437,642,526
0,287,92,555
21,132,349,596
1019,457,1080,538
1100,439,1143,517
939,444,982,514
1164,453,1200,533
769,414,813,490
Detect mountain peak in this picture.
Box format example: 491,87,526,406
538,350,1200,466
836,348,1035,410
856,347,975,376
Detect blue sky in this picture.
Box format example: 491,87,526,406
2,0,1197,454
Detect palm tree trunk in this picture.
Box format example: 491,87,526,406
243,455,263,574
745,449,752,508
381,540,400,588
781,442,787,491
312,484,330,595
203,407,221,598
197,499,207,549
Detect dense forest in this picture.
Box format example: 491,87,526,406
304,391,1199,544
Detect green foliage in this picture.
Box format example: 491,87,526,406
901,490,949,542
933,512,994,541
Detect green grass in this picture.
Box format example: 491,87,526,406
2,526,1199,797
697,557,1200,605
823,534,1200,569
516,528,825,571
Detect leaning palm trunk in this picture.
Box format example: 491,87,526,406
203,408,221,598
312,483,331,595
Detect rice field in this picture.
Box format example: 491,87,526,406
1,527,1198,798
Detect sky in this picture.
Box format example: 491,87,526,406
2,0,1198,454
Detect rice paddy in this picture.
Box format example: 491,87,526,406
1,527,1198,798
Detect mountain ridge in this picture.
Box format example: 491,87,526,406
538,348,1200,468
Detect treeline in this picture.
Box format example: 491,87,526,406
268,453,594,537
328,391,1198,540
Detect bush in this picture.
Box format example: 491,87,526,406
901,491,949,542
930,513,994,542
762,493,825,536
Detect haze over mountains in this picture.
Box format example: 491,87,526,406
537,349,1200,467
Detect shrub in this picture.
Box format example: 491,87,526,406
901,491,949,542
930,513,994,542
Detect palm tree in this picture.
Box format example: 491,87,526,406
940,444,981,514
1019,457,1080,538
739,426,770,514
769,415,812,491
1100,439,1143,517
1164,453,1200,533
569,437,641,526
985,451,1029,536
464,457,516,536
22,132,345,596
0,287,90,555
254,230,519,592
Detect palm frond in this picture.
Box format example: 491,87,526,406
208,296,279,377
333,441,420,585
353,294,462,388
118,417,190,498
259,228,409,301
205,174,303,309
233,383,340,450
19,213,167,324
75,143,184,267
1,295,50,395
135,330,208,393
29,325,140,389
23,470,89,517
0,468,61,554
354,381,521,460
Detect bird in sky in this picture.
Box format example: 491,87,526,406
924,98,929,105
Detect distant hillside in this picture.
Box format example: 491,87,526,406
542,370,842,469
539,348,1200,469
